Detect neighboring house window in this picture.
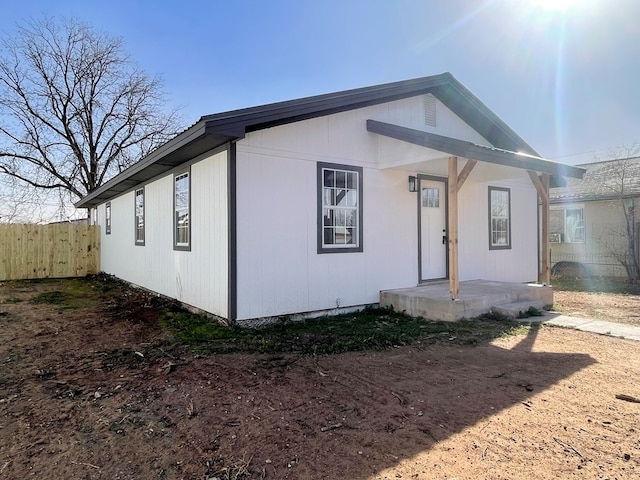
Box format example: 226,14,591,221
105,202,111,235
550,206,585,243
135,188,145,245
488,186,511,249
174,171,190,250
317,162,363,254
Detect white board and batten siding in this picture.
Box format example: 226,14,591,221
94,93,539,322
96,149,229,318
234,94,539,321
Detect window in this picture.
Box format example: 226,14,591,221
489,187,511,249
174,171,190,250
550,206,585,243
317,163,363,253
105,202,111,235
135,188,145,245
422,187,440,208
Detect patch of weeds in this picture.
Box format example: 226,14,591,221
28,276,116,309
30,290,81,308
0,296,22,304
162,307,534,355
517,306,545,319
499,323,532,338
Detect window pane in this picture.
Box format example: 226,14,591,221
347,172,357,189
323,208,332,226
324,226,334,245
345,210,356,227
345,190,357,207
345,227,355,244
323,188,334,206
323,169,335,187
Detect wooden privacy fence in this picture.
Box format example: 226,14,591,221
0,224,100,281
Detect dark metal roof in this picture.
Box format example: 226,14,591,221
550,156,640,203
76,72,577,208
367,120,586,180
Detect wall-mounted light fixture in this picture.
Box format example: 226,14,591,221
408,175,417,192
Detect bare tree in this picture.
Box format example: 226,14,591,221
0,17,181,214
594,145,640,281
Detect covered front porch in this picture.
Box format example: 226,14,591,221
380,280,553,322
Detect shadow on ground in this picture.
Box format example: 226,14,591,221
0,280,597,480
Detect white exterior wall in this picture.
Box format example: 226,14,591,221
235,95,538,320
97,149,229,317
458,171,538,282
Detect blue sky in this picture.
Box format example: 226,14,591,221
2,0,639,164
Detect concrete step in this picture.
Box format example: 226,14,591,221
491,300,547,320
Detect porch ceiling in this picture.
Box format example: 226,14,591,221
367,120,585,183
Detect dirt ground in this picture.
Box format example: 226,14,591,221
1,279,639,480
553,289,640,326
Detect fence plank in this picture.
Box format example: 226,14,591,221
0,224,100,281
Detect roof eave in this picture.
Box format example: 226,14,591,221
366,120,586,179
75,121,237,208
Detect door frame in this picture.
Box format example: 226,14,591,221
417,174,449,283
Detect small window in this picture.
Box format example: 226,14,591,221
422,187,440,208
550,206,585,243
135,188,145,245
105,202,111,235
489,187,510,250
317,163,363,254
174,171,190,250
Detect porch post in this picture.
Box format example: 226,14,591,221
527,171,551,284
448,156,459,299
540,173,550,284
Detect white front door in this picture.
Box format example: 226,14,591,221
420,179,447,281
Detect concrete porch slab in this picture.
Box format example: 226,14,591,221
380,280,553,322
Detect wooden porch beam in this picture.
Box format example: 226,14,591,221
527,170,549,205
457,159,477,191
448,156,459,299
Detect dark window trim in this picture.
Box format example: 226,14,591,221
317,162,364,254
105,202,111,235
488,186,511,250
173,168,191,251
134,187,145,246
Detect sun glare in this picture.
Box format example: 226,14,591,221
529,0,579,12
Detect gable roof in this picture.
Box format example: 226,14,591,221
76,72,580,208
550,157,640,203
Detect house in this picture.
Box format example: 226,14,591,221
549,157,640,278
75,73,584,323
